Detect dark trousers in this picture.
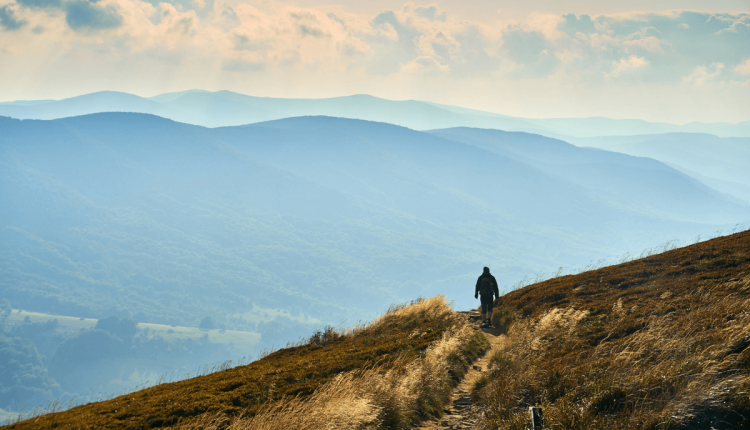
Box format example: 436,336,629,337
480,294,494,315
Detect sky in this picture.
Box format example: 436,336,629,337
0,0,748,123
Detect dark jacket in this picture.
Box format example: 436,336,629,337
475,272,499,298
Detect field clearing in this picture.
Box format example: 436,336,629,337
3,309,261,347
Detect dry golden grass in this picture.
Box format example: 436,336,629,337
172,300,481,430
474,230,750,429
169,371,381,430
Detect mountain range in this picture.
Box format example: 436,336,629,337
566,133,750,204
2,113,746,328
2,90,749,138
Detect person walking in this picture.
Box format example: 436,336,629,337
475,266,499,328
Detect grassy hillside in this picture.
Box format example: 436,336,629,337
5,297,487,429
475,230,750,429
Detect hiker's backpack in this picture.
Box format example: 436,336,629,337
479,276,494,295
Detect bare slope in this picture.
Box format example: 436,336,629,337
475,230,750,429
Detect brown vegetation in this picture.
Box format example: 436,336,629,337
475,230,750,429
6,296,488,429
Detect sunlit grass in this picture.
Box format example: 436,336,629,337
475,230,750,429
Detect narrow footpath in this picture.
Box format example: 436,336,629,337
418,310,507,430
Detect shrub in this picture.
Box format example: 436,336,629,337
307,326,341,346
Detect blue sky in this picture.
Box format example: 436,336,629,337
0,0,748,123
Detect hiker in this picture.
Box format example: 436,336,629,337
475,266,499,328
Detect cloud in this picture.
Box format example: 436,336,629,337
605,55,647,78
736,58,750,75
156,3,197,37
500,26,558,76
16,0,63,9
400,55,448,73
290,11,329,38
623,28,670,53
219,4,238,27
364,10,421,74
0,4,27,30
138,0,214,18
412,5,446,22
5,1,746,84
65,0,122,30
575,31,617,51
223,59,265,72
526,13,563,40
417,31,458,60
555,49,583,63
683,62,725,85
233,33,269,52
559,13,596,36
623,35,668,54
502,27,547,64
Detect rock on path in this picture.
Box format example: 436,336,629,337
417,310,507,430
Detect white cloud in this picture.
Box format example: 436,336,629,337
2,3,746,83
400,55,449,73
683,63,725,85
576,31,617,51
594,20,613,34
555,49,583,62
623,35,669,53
605,55,647,78
417,30,459,59
526,13,563,40
735,58,750,75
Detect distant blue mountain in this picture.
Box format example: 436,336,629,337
1,90,748,137
566,133,750,204
427,128,748,223
0,91,168,120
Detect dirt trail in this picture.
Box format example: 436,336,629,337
417,310,507,430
